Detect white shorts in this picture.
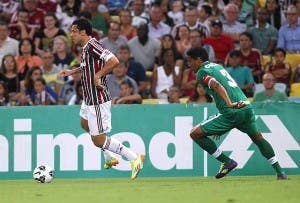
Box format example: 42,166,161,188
79,100,112,135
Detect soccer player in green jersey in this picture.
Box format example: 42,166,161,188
186,47,287,180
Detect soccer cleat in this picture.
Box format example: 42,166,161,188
277,173,287,180
130,154,145,180
104,157,119,169
215,159,238,179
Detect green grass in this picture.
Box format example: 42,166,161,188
1,175,300,203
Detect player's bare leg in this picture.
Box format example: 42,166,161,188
81,117,119,169
91,133,144,179
190,124,237,179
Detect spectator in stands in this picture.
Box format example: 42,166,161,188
277,5,300,54
198,4,212,34
174,24,191,55
0,0,19,23
131,0,149,27
52,35,74,71
67,81,83,105
206,0,223,21
203,19,235,64
9,9,36,41
265,0,286,30
16,38,43,80
265,48,291,92
119,9,137,40
226,50,255,97
151,48,182,99
37,0,59,13
107,61,138,99
181,62,196,97
168,0,184,25
247,7,278,55
59,63,81,105
232,0,254,27
167,85,182,104
253,72,288,102
157,34,184,70
116,44,147,95
57,0,81,32
0,21,19,64
189,30,215,61
159,0,175,27
222,3,247,47
225,32,263,83
41,50,64,94
10,0,45,30
34,12,67,55
100,21,128,55
0,81,9,106
17,66,56,105
172,6,209,39
112,79,142,104
0,54,21,101
84,0,109,35
30,77,58,105
187,82,213,104
148,3,171,39
128,22,161,71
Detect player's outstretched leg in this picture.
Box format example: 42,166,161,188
251,133,287,180
131,154,145,180
190,126,237,179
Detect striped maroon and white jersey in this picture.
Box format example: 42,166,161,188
80,38,114,105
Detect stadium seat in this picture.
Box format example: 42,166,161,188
289,83,300,97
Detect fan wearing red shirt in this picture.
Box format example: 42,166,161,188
203,19,234,64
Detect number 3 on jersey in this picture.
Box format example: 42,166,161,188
220,69,238,88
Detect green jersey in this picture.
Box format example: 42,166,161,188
196,61,250,114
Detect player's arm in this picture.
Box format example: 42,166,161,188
94,56,119,88
203,75,246,109
59,67,80,77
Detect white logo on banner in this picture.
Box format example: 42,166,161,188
219,115,300,168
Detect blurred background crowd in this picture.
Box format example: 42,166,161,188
0,0,300,106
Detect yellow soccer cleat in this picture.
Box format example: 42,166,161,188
104,157,119,169
130,154,145,180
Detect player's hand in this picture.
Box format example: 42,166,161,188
59,69,71,77
94,77,106,90
230,101,247,109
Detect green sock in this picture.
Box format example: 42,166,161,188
255,138,283,174
195,137,231,164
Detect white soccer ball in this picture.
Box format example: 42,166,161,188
33,165,54,183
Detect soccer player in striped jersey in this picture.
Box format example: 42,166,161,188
186,46,287,180
59,19,144,180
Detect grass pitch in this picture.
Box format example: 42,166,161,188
1,175,299,203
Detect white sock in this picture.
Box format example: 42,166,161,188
103,137,137,161
102,149,114,161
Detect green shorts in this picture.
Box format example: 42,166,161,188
200,107,258,137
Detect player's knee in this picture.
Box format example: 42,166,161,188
250,133,262,143
190,126,204,140
91,135,106,148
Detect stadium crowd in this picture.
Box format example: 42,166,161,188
0,0,300,106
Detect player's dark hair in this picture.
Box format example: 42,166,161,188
186,46,209,61
72,19,92,35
